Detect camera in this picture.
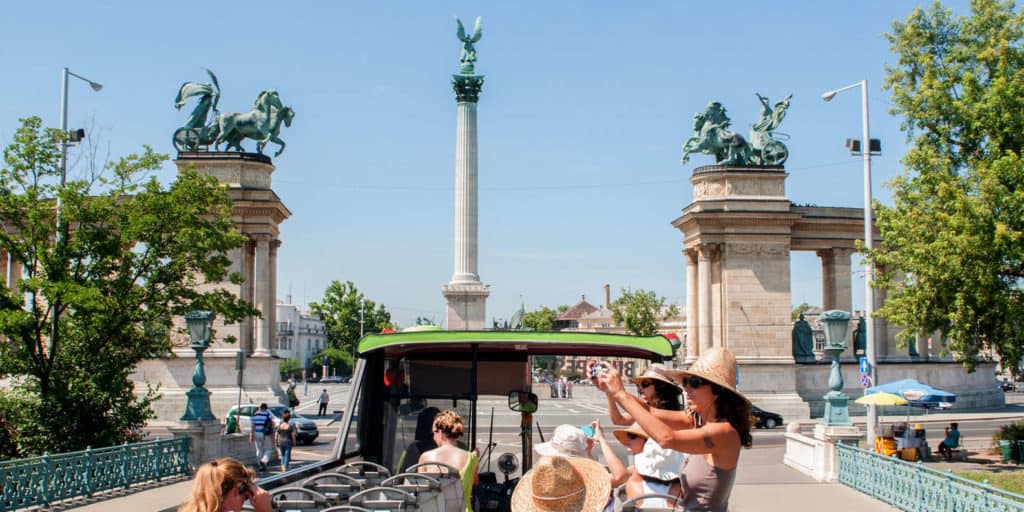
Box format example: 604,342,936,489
589,363,608,380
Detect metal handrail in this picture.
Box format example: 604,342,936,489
837,441,1024,511
0,437,190,511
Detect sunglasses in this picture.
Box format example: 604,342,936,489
637,380,654,390
625,432,642,440
237,482,251,497
683,376,708,389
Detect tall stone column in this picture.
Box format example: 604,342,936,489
240,238,255,354
698,244,716,353
818,248,853,314
269,239,281,354
253,236,272,356
685,249,699,362
817,249,836,310
443,70,490,330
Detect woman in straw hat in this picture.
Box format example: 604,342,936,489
510,455,611,512
591,421,686,508
597,362,690,430
596,348,751,512
417,410,478,512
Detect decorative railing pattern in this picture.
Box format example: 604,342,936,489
837,442,1024,511
0,437,190,511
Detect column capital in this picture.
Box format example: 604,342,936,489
270,239,282,251
452,74,485,103
697,243,719,259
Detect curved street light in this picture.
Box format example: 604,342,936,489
822,79,878,445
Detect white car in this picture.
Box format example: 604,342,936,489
224,403,319,445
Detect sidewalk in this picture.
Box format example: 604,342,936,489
731,446,898,512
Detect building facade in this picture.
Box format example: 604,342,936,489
275,302,328,371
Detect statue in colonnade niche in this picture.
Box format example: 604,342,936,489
792,313,815,362
172,70,295,157
681,93,791,167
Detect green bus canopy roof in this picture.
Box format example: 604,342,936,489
356,330,675,359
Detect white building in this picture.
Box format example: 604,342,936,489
276,301,328,370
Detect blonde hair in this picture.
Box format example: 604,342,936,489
178,457,254,512
433,410,465,439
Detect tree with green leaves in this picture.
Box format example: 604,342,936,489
610,288,679,336
521,306,563,331
310,280,392,360
872,0,1024,374
0,117,254,458
792,302,812,321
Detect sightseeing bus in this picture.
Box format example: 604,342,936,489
257,330,677,511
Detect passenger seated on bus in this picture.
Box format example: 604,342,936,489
417,410,478,512
510,455,611,512
396,407,440,473
593,421,686,508
535,424,595,460
596,362,692,430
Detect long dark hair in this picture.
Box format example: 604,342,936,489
710,383,752,448
649,381,683,411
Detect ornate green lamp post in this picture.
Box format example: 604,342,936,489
820,310,852,426
181,310,216,421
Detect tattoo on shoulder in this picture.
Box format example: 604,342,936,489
702,433,715,449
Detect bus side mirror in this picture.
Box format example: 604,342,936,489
508,391,538,414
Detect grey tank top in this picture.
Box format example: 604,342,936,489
677,453,736,512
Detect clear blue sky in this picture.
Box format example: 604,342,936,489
0,1,972,327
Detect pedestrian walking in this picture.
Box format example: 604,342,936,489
566,379,573,399
317,389,329,416
275,411,298,471
249,403,274,471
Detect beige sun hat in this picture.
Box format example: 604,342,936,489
612,422,650,446
629,363,683,391
510,455,612,512
535,425,589,458
669,347,750,404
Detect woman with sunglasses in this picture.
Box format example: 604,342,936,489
597,362,690,429
178,457,272,512
596,348,752,512
417,409,478,512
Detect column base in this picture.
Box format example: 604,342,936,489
822,390,851,426
443,282,490,331
181,386,216,421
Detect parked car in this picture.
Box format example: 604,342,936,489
999,379,1015,392
224,403,319,444
322,375,349,383
751,405,784,429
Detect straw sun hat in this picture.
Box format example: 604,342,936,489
612,422,649,446
510,455,611,512
669,347,750,404
629,363,683,391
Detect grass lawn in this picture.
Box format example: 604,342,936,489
955,471,1024,495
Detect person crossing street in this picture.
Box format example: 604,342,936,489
317,389,329,416
249,403,274,471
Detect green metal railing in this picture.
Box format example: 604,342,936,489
837,442,1024,511
0,437,190,511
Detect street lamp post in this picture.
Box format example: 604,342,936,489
182,310,217,421
822,79,877,444
52,68,103,365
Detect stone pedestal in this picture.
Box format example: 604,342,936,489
163,419,273,469
133,153,290,420
443,282,490,330
783,425,861,482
